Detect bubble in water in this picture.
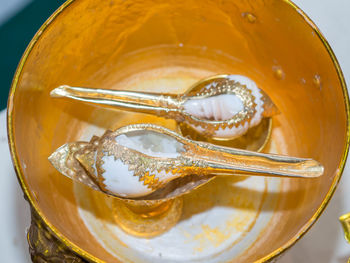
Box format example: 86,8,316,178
242,12,257,23
272,66,285,80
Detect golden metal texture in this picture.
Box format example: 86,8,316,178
339,213,350,263
49,124,323,201
180,116,272,150
50,75,276,139
6,0,349,262
28,206,87,262
112,197,183,237
340,213,350,243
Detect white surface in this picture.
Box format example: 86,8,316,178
0,0,349,262
0,110,31,262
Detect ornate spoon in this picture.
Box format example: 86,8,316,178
50,75,279,140
49,124,323,201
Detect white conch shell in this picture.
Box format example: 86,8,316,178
48,128,214,201
101,131,184,198
182,75,268,139
183,94,244,121
49,124,323,200
50,74,278,140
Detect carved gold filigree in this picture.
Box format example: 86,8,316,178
50,74,275,140
94,128,210,192
49,141,99,191
339,213,350,263
49,124,323,202
27,206,87,263
176,78,257,137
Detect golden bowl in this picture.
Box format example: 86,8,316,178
7,0,349,262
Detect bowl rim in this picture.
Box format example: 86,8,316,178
6,0,350,262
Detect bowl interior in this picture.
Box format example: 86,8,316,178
8,0,348,262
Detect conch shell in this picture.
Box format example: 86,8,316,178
181,75,279,139
50,75,279,140
49,124,323,200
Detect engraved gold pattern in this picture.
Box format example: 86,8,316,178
48,142,99,191
94,129,209,192
28,206,87,263
178,79,257,135
49,123,323,202
6,0,349,261
340,213,350,249
51,76,263,139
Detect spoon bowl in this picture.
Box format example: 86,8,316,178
178,75,274,149
51,74,279,142
7,0,349,260
49,124,323,201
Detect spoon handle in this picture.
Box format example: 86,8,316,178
51,85,181,116
190,142,323,178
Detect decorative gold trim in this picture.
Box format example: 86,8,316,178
340,213,350,263
7,1,102,262
179,79,258,138
339,213,350,243
6,1,350,263
258,1,350,262
50,123,322,202
50,76,270,140
27,205,87,262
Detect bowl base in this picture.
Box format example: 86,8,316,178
113,198,183,238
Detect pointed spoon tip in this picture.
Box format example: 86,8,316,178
299,159,324,178
50,85,70,98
